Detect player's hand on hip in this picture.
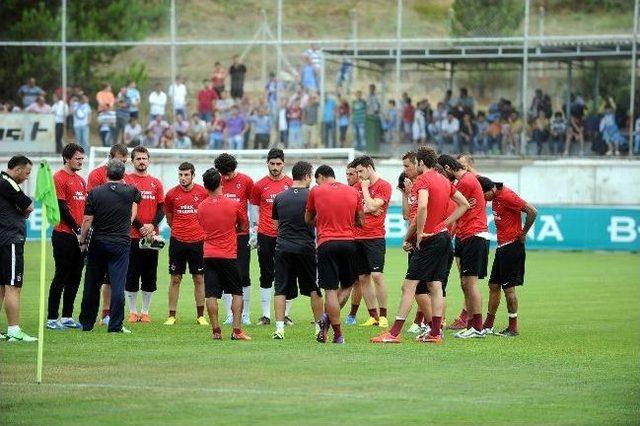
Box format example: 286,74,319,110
140,223,154,237
518,233,527,244
402,241,413,252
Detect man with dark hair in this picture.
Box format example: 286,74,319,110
345,161,358,187
79,159,141,334
249,148,294,325
197,168,251,340
271,161,323,339
163,162,209,326
305,165,364,344
351,156,392,328
47,143,87,330
214,153,254,325
343,160,361,324
0,156,35,341
478,176,537,337
125,146,165,324
86,143,129,326
372,147,469,344
438,154,489,339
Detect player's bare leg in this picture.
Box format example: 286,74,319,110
309,291,323,322
274,294,286,325
4,286,21,326
500,287,519,336
193,274,206,324
454,276,484,338
482,283,501,333
448,257,468,329
359,274,380,326
371,271,388,325
165,274,181,324
345,279,361,325
371,279,418,342
324,289,344,343
99,283,111,324
206,297,221,339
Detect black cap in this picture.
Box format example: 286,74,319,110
477,175,503,193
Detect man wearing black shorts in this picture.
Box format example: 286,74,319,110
0,156,36,342
305,165,364,344
197,168,251,341
478,176,537,337
271,161,323,340
163,162,209,326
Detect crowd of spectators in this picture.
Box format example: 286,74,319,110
2,53,638,157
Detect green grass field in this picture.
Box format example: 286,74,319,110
1,243,638,425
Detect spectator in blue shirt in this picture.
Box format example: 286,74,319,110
322,93,337,148
17,77,45,108
250,106,273,149
125,80,141,120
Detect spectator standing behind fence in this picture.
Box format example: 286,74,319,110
147,115,170,147
208,110,226,150
115,99,130,145
402,98,415,143
266,73,279,118
197,79,217,123
287,99,303,149
175,131,192,149
303,94,320,149
301,57,318,93
384,100,398,145
124,117,142,147
599,104,625,156
125,81,141,120
72,95,91,153
352,91,366,150
211,62,227,96
322,93,337,148
459,113,476,153
226,106,248,150
215,90,233,121
189,113,208,148
148,82,167,121
532,110,550,155
98,106,116,147
173,113,190,136
336,55,353,95
249,106,273,149
229,55,247,100
549,111,566,155
96,83,115,114
169,76,187,119
474,111,489,154
436,112,460,153
278,99,288,148
412,101,426,144
160,127,175,149
565,95,586,156
18,77,45,109
25,96,51,114
52,93,68,153
337,97,350,148
457,88,475,117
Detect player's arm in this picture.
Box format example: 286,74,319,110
59,200,81,235
272,198,279,230
401,192,410,220
361,183,384,213
164,199,173,227
1,179,34,217
354,209,365,228
444,190,470,228
304,209,316,227
79,192,94,248
415,188,429,246
237,206,249,234
520,202,537,243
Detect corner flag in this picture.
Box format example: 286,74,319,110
34,160,60,383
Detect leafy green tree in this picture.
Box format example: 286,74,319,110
450,0,524,37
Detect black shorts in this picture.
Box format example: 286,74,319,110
0,243,24,288
317,240,357,291
274,250,320,298
236,234,251,288
406,232,451,284
355,238,386,275
414,240,454,297
257,233,277,289
455,236,489,279
204,258,242,299
169,237,204,276
126,239,159,292
489,241,526,289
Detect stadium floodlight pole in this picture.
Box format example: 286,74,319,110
170,0,176,112
629,0,639,157
521,0,530,156
61,0,67,108
394,0,402,106
275,0,282,127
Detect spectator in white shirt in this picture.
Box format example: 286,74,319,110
436,112,460,153
124,117,142,147
148,82,167,121
97,106,116,147
51,93,69,153
168,75,187,118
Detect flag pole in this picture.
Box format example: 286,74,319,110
36,204,47,383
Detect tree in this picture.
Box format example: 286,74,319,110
450,0,524,37
0,0,164,103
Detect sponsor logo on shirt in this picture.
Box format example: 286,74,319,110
177,204,197,214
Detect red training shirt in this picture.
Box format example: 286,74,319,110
197,88,218,114
353,178,392,239
250,175,293,237
197,194,247,259
126,173,165,239
221,172,254,236
411,169,456,236
53,169,87,234
87,165,107,192
454,171,488,240
491,186,527,246
306,181,363,247
164,183,208,243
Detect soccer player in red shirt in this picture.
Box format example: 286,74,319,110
372,147,469,344
86,143,128,326
214,153,254,325
438,154,489,339
249,148,293,325
351,156,392,328
305,165,364,344
47,143,87,330
197,168,250,340
478,176,537,337
125,146,165,324
163,162,209,326
343,161,363,325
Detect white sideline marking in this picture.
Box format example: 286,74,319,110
0,381,369,400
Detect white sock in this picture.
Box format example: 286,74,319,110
242,287,251,317
222,293,232,317
275,320,285,332
7,325,20,335
126,291,138,313
285,299,292,317
61,317,71,322
314,322,321,335
509,313,518,318
260,287,272,318
141,291,153,314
